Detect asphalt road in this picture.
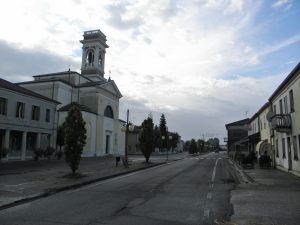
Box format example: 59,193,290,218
0,152,238,225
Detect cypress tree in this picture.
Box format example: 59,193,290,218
64,104,87,175
159,114,167,148
139,116,154,163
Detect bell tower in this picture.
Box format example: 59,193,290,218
80,30,109,81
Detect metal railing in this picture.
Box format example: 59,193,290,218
271,114,292,132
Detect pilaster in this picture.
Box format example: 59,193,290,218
21,131,27,160
36,133,41,149
4,129,10,149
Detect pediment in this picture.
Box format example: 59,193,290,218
98,81,122,98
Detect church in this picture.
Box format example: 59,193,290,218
18,29,125,157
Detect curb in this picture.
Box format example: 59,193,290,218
228,159,253,184
0,162,167,211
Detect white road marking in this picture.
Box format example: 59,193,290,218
203,208,210,220
0,182,32,187
207,192,212,200
211,158,221,183
210,183,214,189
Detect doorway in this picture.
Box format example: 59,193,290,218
105,135,110,154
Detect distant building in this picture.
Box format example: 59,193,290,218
219,144,227,151
127,129,141,154
248,113,260,154
0,78,59,160
127,128,183,154
175,138,184,152
269,63,300,176
18,29,125,157
256,103,273,163
225,118,250,159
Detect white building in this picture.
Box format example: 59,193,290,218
269,63,300,176
0,78,59,160
256,103,272,159
247,113,260,154
19,29,125,157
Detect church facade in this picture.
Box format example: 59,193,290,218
19,30,125,157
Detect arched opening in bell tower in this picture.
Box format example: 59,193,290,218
86,49,95,66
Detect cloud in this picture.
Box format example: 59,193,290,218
260,33,300,56
106,2,144,30
0,0,298,141
119,69,286,141
143,37,152,45
271,0,293,10
0,40,80,82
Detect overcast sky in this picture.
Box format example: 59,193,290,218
0,0,299,142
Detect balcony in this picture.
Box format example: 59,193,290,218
271,114,292,133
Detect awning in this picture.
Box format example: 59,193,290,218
256,140,271,156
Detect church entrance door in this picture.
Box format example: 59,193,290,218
105,135,110,154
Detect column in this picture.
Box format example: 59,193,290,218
81,47,86,69
102,50,106,72
3,129,10,160
36,133,41,149
4,129,10,149
94,47,100,68
49,134,54,148
21,131,27,160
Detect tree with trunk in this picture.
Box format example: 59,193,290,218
170,132,179,150
139,116,154,163
64,104,87,175
184,140,191,152
197,139,204,153
153,125,161,149
189,139,197,154
207,138,220,151
56,124,65,150
159,114,167,149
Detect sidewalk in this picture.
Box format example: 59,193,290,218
0,154,182,210
230,160,300,225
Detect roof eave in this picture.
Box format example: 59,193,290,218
269,62,300,101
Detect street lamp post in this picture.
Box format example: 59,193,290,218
169,135,172,157
124,109,129,166
121,109,134,167
162,134,172,161
162,135,166,161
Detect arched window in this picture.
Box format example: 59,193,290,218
104,106,114,119
86,50,94,65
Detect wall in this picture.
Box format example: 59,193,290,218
272,71,300,175
58,111,97,156
0,87,56,134
248,117,259,136
259,106,271,143
82,112,97,156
